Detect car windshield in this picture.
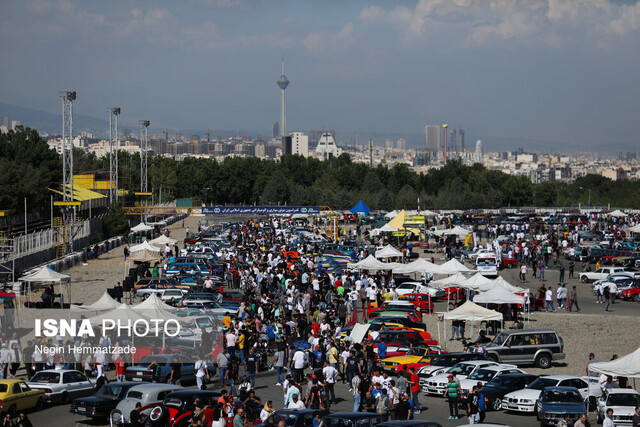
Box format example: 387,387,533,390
0,384,6,393
407,348,426,356
493,332,510,346
95,384,127,398
449,364,476,376
485,376,524,390
543,389,583,403
607,393,640,407
528,378,560,390
467,369,498,381
30,372,60,383
268,413,299,426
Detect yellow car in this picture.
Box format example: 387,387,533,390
381,347,435,370
0,379,45,416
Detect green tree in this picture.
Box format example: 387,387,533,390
102,203,130,238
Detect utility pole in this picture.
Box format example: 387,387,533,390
139,120,150,193
109,107,121,203
369,139,373,167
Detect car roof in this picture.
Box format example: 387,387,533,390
165,390,221,398
324,412,382,419
604,388,640,395
128,383,184,393
35,369,81,374
478,364,518,371
539,375,582,380
457,360,495,366
543,386,580,391
498,328,558,334
0,379,26,384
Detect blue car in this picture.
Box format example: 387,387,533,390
535,386,587,426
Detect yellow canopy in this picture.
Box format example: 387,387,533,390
387,209,406,229
48,185,107,202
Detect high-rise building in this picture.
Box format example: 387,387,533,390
385,139,393,150
309,130,335,145
475,140,484,163
425,125,441,154
459,129,465,152
272,121,279,139
396,138,406,151
277,57,290,137
290,132,309,156
316,132,339,160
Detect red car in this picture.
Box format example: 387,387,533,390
221,290,244,303
501,256,518,269
367,302,422,323
400,293,435,313
620,286,640,300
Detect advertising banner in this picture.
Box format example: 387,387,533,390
202,206,320,215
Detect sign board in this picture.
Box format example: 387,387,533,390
404,215,425,225
465,234,473,246
349,323,372,343
202,206,320,215
53,201,81,206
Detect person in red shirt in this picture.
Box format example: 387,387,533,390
115,356,126,382
408,367,422,414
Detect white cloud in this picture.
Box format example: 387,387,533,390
302,23,356,56
359,0,640,47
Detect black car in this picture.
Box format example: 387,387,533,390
259,409,319,427
147,390,221,426
69,382,140,419
479,373,538,411
322,412,383,426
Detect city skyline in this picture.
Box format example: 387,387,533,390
1,0,640,151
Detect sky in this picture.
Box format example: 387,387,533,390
1,0,640,150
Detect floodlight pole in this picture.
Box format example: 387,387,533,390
109,107,121,203
139,120,150,193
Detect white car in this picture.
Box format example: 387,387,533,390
396,281,445,298
502,375,590,413
580,267,628,283
109,383,183,425
28,369,94,404
424,360,499,396
458,365,524,395
159,288,188,302
596,388,640,424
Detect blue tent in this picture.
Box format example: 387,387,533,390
350,200,370,215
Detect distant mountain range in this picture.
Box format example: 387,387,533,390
1,102,634,155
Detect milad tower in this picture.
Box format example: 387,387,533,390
277,56,290,137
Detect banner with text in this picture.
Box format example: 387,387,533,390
202,206,320,215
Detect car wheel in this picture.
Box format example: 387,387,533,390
110,409,123,426
143,293,150,300
492,398,502,411
60,392,70,404
506,263,513,269
35,397,43,411
535,354,551,369
148,406,166,426
581,276,588,283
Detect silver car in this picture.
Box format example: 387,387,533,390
109,383,183,426
28,369,94,404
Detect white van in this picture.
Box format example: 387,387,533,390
476,253,498,276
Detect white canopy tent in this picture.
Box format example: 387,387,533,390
430,272,469,288
384,210,400,220
375,244,403,259
150,235,177,246
129,241,161,253
392,258,440,275
433,226,473,237
348,255,398,271
435,259,476,275
473,286,525,305
460,274,494,291
629,224,640,234
438,300,503,345
477,276,526,293
608,209,628,217
19,265,71,308
372,224,398,236
131,294,194,327
71,291,122,313
131,223,153,233
589,347,640,378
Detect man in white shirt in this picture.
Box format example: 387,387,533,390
545,287,555,312
322,361,338,404
287,393,306,410
292,349,306,383
603,408,615,427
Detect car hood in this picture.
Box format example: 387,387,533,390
383,356,420,364
504,389,542,401
460,379,487,391
127,366,151,372
603,405,635,416
429,373,468,384
539,402,586,413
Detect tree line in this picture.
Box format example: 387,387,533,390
2,127,640,214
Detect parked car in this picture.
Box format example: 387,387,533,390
502,375,591,413
136,284,189,299
0,379,45,417
378,422,442,427
69,382,140,419
579,266,629,283
28,369,94,404
483,328,565,369
399,293,435,313
158,288,189,302
596,388,640,424
259,409,319,427
424,361,499,396
134,277,182,292
458,365,525,396
146,390,222,426
109,383,184,426
125,354,215,385
381,346,440,371
417,353,488,388
164,262,209,277
479,373,538,411
535,387,587,426
322,412,383,426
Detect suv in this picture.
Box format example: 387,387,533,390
483,328,565,369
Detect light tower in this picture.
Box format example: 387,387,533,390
60,91,76,201
139,120,150,193
277,55,290,137
442,124,448,165
109,107,121,203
